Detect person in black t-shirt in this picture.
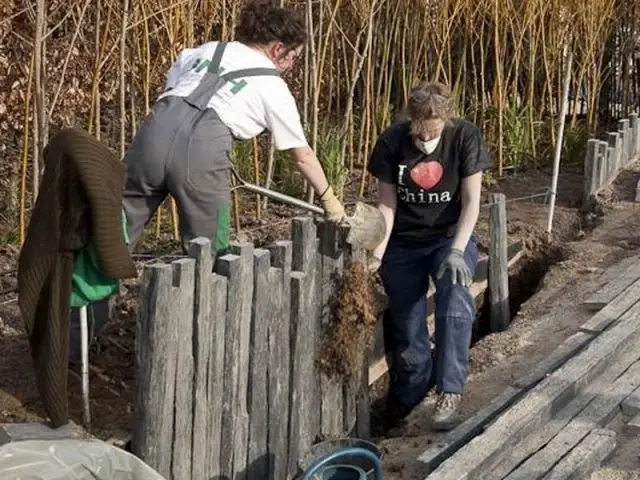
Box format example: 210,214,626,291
367,81,491,431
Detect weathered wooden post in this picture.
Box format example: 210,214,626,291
631,113,640,158
287,217,320,477
131,257,195,480
489,193,510,332
619,119,629,166
267,240,292,480
582,139,599,209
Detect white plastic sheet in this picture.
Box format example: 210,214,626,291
0,439,166,480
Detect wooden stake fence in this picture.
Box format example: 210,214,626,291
131,218,369,480
582,112,640,209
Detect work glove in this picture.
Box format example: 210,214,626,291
319,186,345,223
436,248,472,288
367,254,382,273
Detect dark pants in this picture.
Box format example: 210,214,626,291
379,233,479,412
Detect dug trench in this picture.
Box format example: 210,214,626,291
367,237,570,439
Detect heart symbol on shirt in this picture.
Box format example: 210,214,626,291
410,161,444,190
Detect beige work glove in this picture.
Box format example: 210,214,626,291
319,186,345,223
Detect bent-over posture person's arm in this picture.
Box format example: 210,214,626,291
373,180,397,261
288,146,345,222
451,171,483,253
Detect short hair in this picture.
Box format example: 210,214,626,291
407,81,454,122
235,0,307,51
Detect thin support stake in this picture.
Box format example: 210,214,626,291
547,45,573,236
80,305,91,426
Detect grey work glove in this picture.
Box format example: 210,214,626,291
367,254,382,273
436,248,472,287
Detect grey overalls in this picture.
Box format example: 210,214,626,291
68,42,278,362
121,41,279,256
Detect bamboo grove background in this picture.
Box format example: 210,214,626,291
0,0,639,244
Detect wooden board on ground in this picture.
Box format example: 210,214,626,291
580,278,640,333
417,386,525,474
424,298,640,480
541,429,616,480
512,332,594,389
484,334,640,479
505,357,640,479
582,257,640,311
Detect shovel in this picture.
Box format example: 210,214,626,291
230,168,386,251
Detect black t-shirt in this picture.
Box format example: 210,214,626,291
367,118,491,241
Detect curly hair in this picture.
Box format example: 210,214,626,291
235,0,307,50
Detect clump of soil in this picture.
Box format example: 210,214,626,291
317,260,379,378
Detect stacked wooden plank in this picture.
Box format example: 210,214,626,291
130,217,369,480
417,257,640,479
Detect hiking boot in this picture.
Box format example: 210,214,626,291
431,392,462,431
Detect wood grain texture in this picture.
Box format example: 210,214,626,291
267,241,292,480
131,263,177,479
207,274,228,479
488,192,510,332
247,248,270,480
171,258,196,480
187,238,213,480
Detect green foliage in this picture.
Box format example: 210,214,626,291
561,120,590,166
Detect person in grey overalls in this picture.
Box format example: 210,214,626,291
68,0,345,363
122,0,345,256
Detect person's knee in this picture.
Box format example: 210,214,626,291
435,283,475,321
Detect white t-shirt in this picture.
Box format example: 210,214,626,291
158,41,308,151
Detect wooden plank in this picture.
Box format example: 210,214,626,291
171,258,196,480
131,263,177,479
582,259,640,311
288,218,319,477
583,139,599,208
207,274,227,479
425,298,640,480
512,332,594,389
580,278,640,333
489,192,510,332
417,386,525,475
635,178,640,202
267,241,292,480
485,332,640,479
216,253,242,480
317,220,345,438
247,248,271,480
626,413,640,434
230,243,255,480
541,429,616,480
187,238,213,480
621,388,640,416
505,358,640,480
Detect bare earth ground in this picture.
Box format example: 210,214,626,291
0,160,639,478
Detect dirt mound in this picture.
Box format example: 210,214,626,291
317,260,378,378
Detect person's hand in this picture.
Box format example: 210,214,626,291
367,254,382,273
319,186,345,223
436,248,472,287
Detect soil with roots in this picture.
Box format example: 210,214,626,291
2,162,639,479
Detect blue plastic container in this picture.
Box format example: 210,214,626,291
297,439,383,480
